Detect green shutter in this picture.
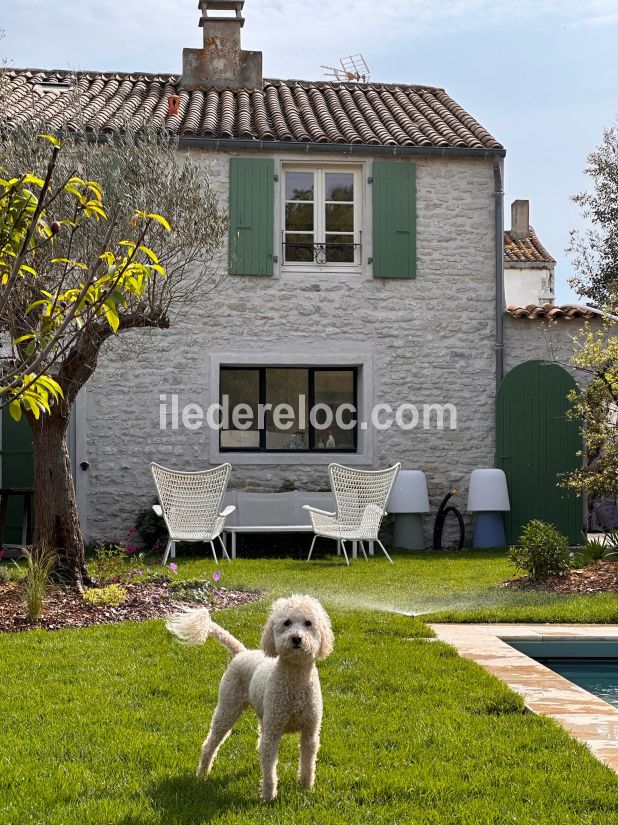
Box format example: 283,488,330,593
1,405,33,544
229,157,275,276
372,161,416,279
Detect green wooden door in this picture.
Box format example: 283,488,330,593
496,360,583,545
1,406,33,544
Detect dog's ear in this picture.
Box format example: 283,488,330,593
260,611,278,658
315,605,334,660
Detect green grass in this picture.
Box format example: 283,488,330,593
175,549,618,623
2,604,618,825
2,550,618,823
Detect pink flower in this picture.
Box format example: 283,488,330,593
0,549,6,559
125,544,138,555
169,562,178,574
212,570,221,582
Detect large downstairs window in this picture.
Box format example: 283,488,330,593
282,167,362,269
220,367,358,452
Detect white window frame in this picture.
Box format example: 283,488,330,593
280,165,363,273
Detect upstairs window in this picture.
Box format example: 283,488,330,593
282,167,361,269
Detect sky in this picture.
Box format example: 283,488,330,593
3,0,618,303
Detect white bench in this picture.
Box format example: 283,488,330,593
221,491,375,559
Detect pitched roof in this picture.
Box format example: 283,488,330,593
506,304,597,320
1,68,504,153
504,226,555,264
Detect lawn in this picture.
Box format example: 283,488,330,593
2,550,618,824
177,548,618,623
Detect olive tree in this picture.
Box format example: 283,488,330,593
0,109,227,586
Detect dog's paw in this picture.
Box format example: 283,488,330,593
261,786,277,802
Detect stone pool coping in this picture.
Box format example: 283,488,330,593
430,624,618,773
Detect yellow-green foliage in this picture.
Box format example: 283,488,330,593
83,584,127,607
563,316,618,497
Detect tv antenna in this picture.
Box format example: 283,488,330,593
321,54,370,83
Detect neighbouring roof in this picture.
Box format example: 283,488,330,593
1,69,504,152
506,304,597,320
504,227,555,265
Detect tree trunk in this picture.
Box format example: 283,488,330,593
28,409,89,587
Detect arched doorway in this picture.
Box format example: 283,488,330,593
496,360,583,544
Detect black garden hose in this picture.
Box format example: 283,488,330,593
433,488,465,551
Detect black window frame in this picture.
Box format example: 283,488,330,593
219,366,358,453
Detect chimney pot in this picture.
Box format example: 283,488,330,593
180,0,262,91
511,199,530,240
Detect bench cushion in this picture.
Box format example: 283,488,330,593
236,491,299,527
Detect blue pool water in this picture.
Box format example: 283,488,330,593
508,641,618,710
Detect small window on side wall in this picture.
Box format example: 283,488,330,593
219,367,358,452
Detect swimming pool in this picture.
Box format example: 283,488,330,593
508,640,618,710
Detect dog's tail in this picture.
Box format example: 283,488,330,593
166,607,246,656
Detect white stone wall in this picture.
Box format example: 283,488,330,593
82,149,584,546
504,264,554,307
503,315,600,381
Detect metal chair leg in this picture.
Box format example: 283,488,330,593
209,540,218,563
376,539,394,564
307,534,318,561
359,540,368,560
340,540,350,566
218,534,231,562
163,538,173,566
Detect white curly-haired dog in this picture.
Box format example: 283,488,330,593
166,594,334,801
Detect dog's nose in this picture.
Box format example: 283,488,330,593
291,635,301,646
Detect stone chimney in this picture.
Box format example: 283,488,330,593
510,199,529,240
180,0,262,90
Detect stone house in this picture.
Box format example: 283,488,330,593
0,1,602,546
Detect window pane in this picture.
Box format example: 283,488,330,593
314,370,356,450
220,369,260,449
325,233,355,263
325,203,353,232
325,172,353,202
285,172,314,201
285,233,314,262
265,369,309,450
285,202,313,232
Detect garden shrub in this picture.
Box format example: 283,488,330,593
0,565,11,583
90,541,131,584
509,520,570,580
170,577,213,604
83,584,128,607
135,500,167,550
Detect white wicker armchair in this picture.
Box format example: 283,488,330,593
150,462,235,565
303,463,401,565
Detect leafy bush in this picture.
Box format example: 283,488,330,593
578,529,618,565
20,546,56,622
83,584,128,607
135,500,167,550
170,577,213,604
509,520,570,581
90,541,130,584
0,565,11,583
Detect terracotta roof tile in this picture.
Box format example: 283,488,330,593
504,226,555,264
0,69,504,151
506,304,597,320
